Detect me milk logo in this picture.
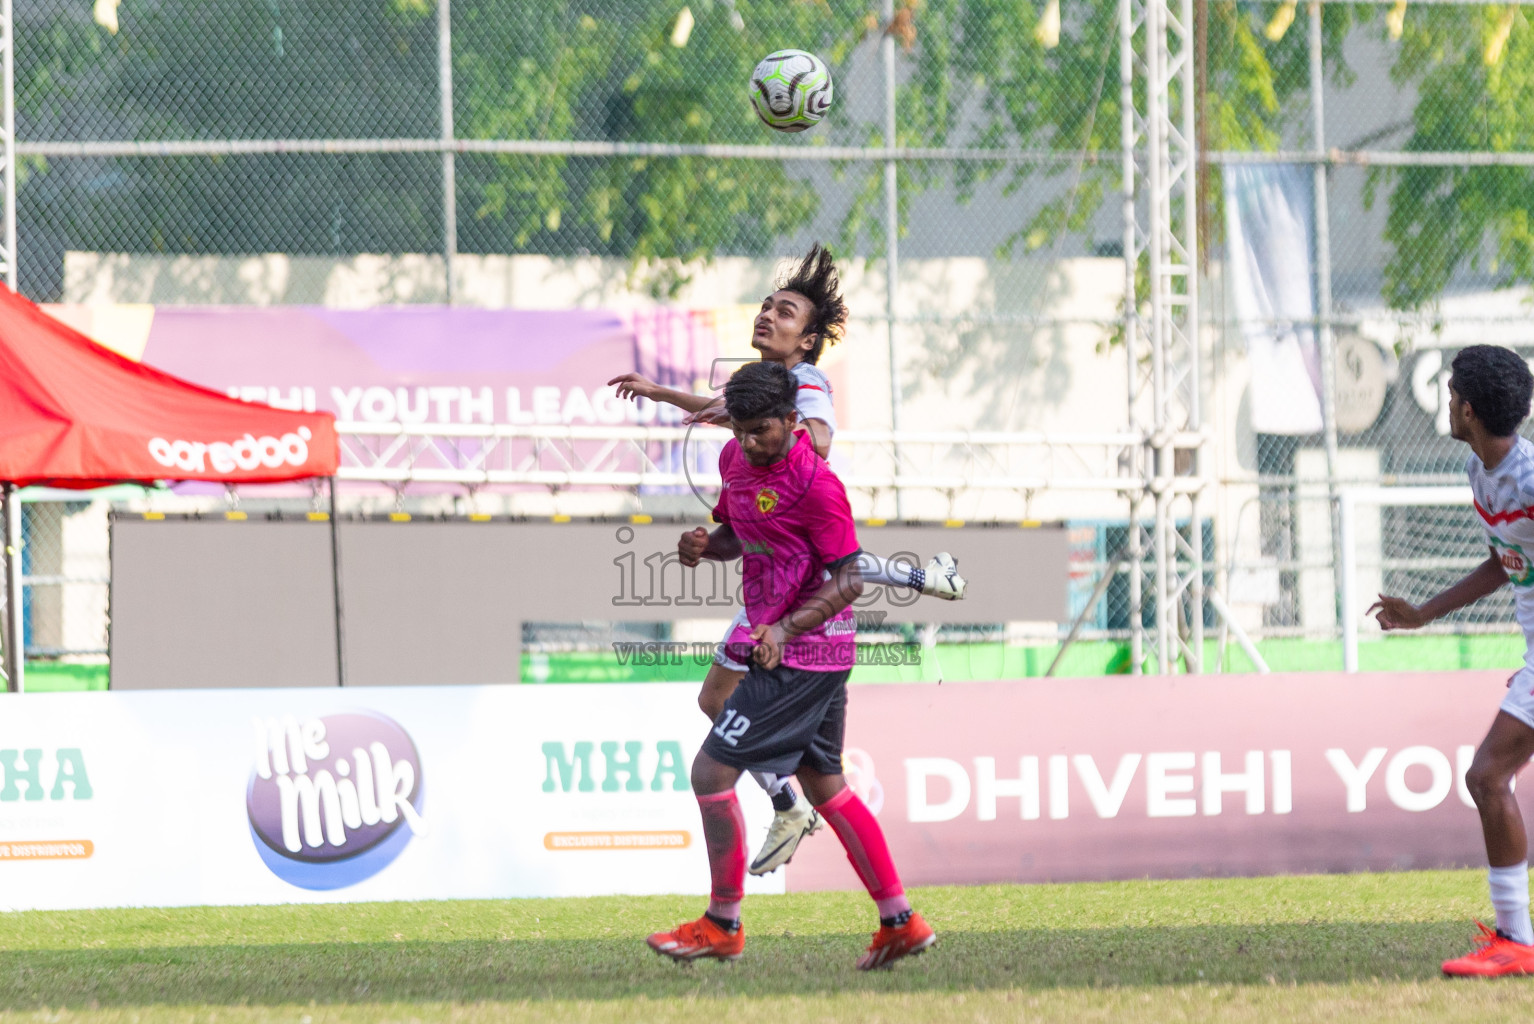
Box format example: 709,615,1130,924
247,713,426,890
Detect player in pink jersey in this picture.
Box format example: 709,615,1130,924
607,245,965,876
646,359,934,969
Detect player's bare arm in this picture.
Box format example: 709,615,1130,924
684,397,730,426
1368,550,1508,631
689,402,830,459
608,372,716,414
749,559,864,670
678,524,741,568
802,417,831,459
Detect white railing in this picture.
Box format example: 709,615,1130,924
1339,486,1474,673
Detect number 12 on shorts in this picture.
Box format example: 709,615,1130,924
713,709,751,747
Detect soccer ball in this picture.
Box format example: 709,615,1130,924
749,49,833,133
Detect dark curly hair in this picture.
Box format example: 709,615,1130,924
1451,345,1534,437
724,359,798,422
777,243,848,365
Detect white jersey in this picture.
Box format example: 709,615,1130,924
791,361,836,437
1469,435,1534,662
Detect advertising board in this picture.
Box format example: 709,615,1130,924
0,672,1517,910
0,685,780,910
788,671,1517,890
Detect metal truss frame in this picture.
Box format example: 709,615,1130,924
1120,0,1216,674
334,423,1204,499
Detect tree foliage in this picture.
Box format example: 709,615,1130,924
870,0,1358,259
1370,5,1534,308
15,0,853,295
11,0,1526,307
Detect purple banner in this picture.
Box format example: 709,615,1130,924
118,306,745,494
139,307,718,428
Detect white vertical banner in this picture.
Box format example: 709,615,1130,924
1224,164,1324,434
0,686,783,910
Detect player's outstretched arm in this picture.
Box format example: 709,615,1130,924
607,373,716,414
1367,552,1508,631
683,397,730,426
678,524,741,567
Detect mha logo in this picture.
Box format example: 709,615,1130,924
247,712,427,891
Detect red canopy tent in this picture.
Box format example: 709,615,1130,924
0,285,336,486
0,283,338,689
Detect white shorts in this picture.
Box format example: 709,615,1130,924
714,565,833,673
714,608,751,673
1498,666,1534,732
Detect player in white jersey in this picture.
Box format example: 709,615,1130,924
1370,345,1534,977
608,244,966,875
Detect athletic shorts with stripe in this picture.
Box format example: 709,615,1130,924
699,661,852,778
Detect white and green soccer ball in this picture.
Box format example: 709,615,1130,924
749,49,833,133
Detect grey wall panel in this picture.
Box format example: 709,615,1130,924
337,521,522,686
592,521,1070,624
110,519,1069,687
110,519,337,690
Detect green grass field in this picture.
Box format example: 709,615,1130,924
7,870,1534,1022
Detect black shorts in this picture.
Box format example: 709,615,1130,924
699,661,852,777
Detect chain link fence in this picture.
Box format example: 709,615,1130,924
7,499,110,662
7,0,1534,676
1206,3,1534,661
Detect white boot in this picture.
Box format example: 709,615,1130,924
748,791,823,875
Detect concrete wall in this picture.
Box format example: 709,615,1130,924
110,517,1070,689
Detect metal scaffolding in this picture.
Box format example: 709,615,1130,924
334,423,1193,496
1121,0,1216,674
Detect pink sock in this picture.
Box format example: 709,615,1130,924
817,786,911,918
697,790,746,921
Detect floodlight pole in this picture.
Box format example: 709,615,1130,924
882,0,904,519
2,0,21,692
2,0,15,290
439,0,456,305
1309,0,1343,637
4,484,22,692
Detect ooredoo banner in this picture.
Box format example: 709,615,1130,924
788,670,1521,891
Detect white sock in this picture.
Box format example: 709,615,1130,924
1489,863,1534,944
860,552,921,591
750,771,792,798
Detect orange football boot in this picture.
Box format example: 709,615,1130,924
1442,921,1534,977
646,915,744,963
856,910,936,970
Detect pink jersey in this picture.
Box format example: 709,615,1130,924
713,432,860,671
